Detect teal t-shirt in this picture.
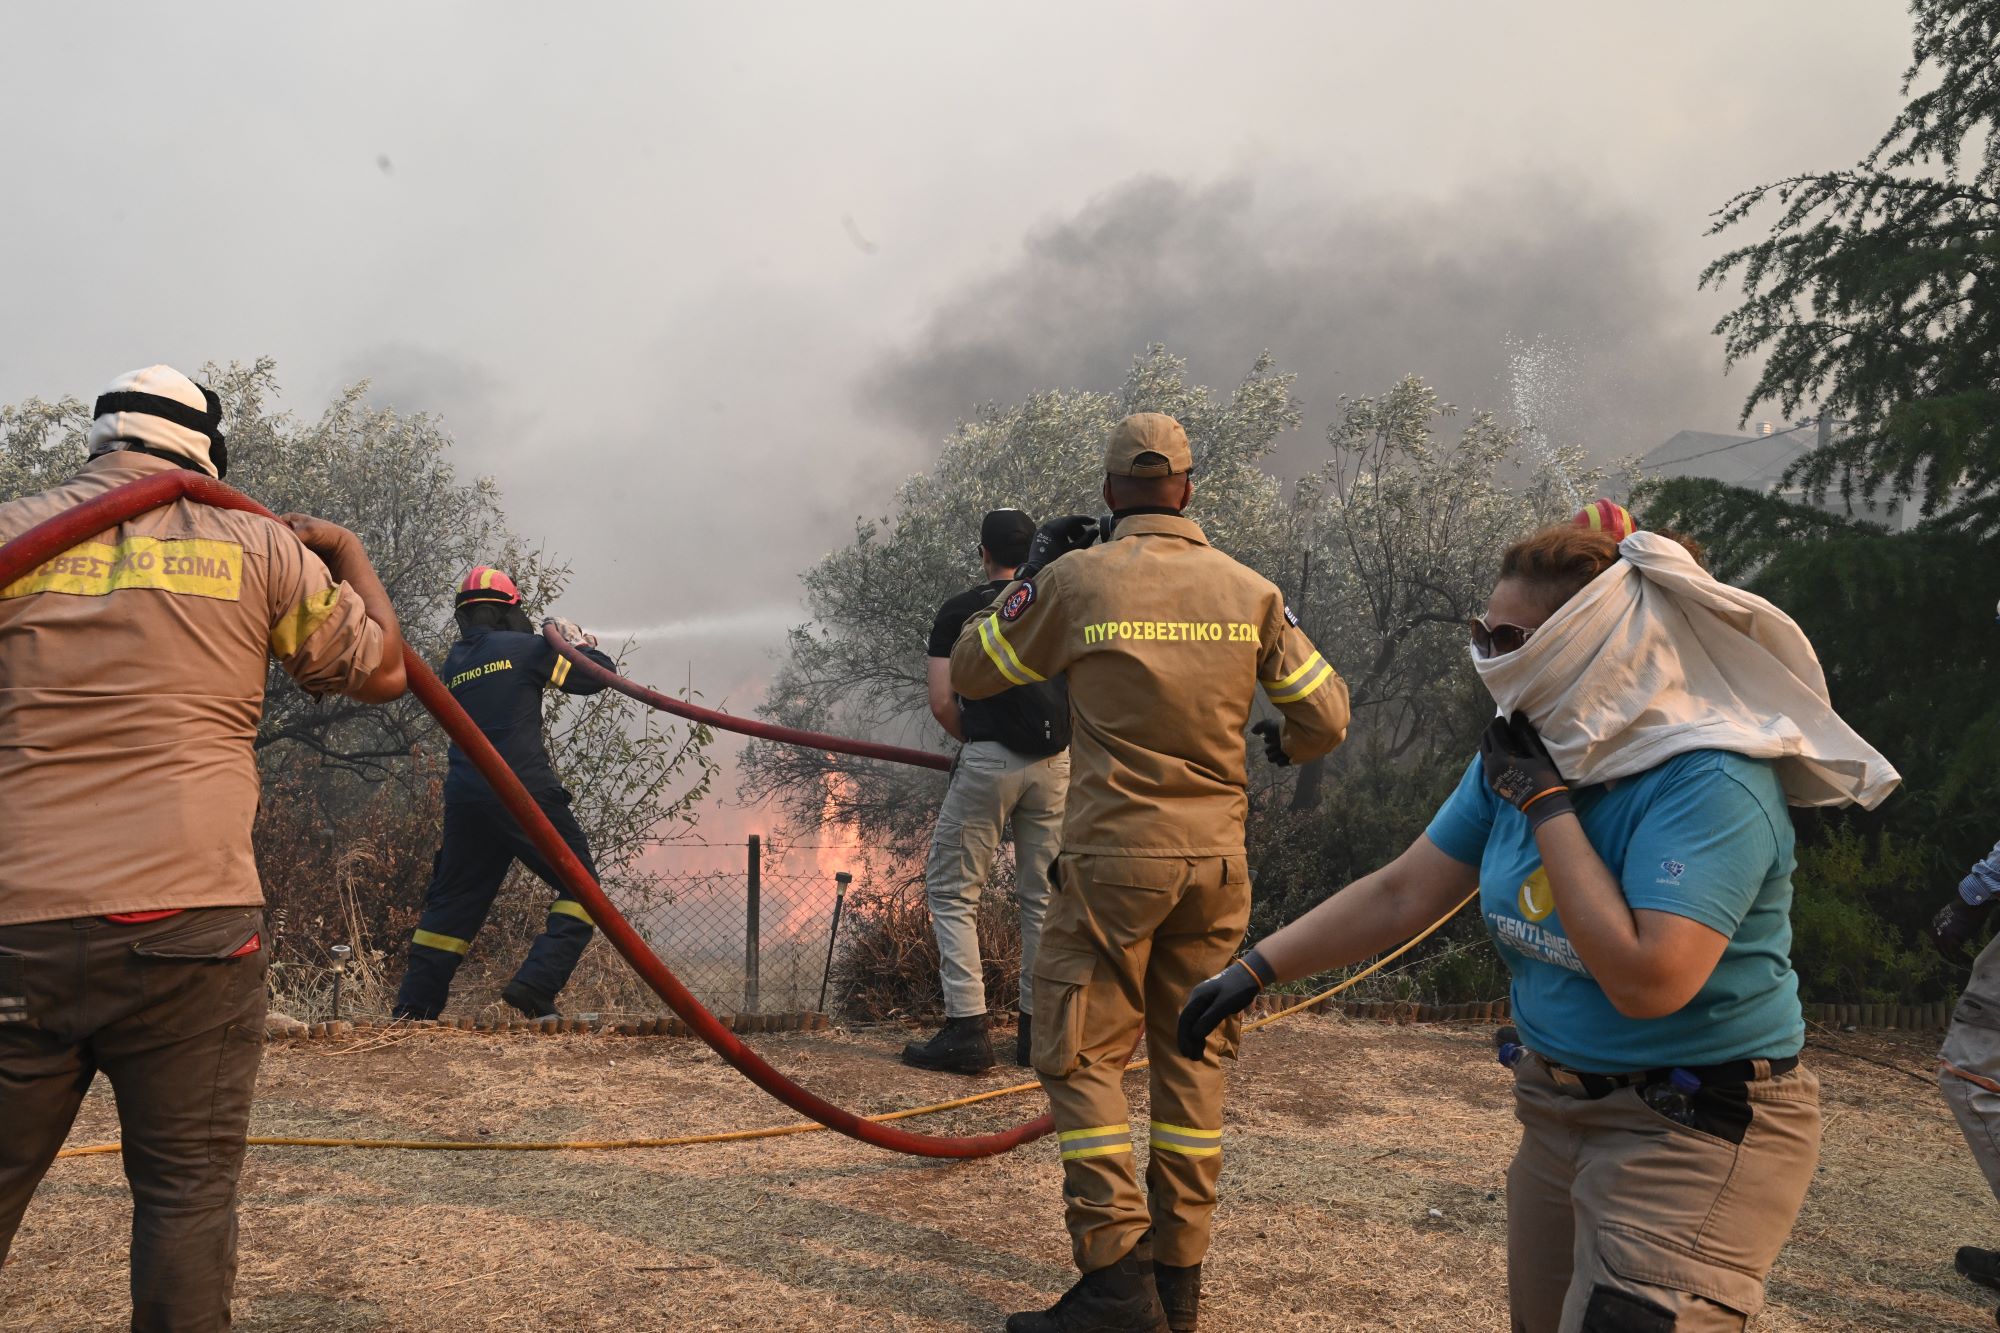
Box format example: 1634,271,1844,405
1425,748,1803,1072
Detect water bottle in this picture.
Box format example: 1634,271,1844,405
1494,1025,1525,1069
1642,1067,1703,1126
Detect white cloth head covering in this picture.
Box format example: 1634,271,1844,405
87,365,226,479
1471,531,1900,809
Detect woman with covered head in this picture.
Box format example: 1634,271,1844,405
1178,502,1899,1332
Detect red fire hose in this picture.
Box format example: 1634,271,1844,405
543,625,951,770
0,472,1051,1159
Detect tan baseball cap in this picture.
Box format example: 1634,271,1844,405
1104,412,1192,478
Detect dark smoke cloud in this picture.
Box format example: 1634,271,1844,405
862,175,1758,470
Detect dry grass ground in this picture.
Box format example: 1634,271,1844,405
2,1016,1991,1331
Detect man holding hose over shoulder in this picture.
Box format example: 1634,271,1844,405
0,367,405,1332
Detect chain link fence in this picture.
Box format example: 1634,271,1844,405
627,836,860,1016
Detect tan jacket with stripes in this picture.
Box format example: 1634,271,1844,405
0,452,384,924
950,513,1347,857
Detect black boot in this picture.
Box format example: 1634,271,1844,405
901,1015,995,1073
1152,1262,1199,1332
1006,1244,1168,1332
1016,1012,1034,1067
1961,1247,2000,1293
502,980,559,1020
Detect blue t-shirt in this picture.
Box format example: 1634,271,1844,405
1425,748,1802,1071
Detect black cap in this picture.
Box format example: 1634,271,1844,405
980,508,1036,566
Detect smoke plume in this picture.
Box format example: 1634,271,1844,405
863,175,1754,470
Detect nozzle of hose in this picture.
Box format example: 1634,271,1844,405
1494,1025,1524,1069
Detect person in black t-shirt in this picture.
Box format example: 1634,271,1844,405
903,509,1071,1073
392,566,618,1023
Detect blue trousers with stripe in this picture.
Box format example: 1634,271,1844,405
393,790,599,1019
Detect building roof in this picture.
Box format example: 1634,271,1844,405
1639,423,1821,492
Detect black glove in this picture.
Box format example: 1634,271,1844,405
1932,895,1997,962
1251,719,1289,766
1478,711,1574,830
1177,947,1275,1059
1015,515,1101,580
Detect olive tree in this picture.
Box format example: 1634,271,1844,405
740,344,1299,857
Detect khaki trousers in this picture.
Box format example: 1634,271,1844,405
924,741,1068,1018
1939,931,2000,1199
0,908,267,1333
1507,1054,1821,1332
1030,852,1248,1273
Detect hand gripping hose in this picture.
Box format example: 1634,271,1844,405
545,625,950,771
0,472,1048,1159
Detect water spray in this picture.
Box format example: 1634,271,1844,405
589,607,800,645
1505,334,1586,511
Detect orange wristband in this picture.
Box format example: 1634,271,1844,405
1518,785,1569,813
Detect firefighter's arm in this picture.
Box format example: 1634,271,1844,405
1256,608,1348,764
273,515,405,703
926,657,965,741
537,635,615,696
949,566,1075,701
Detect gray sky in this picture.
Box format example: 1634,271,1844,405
0,2,1916,819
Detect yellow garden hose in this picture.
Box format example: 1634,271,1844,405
56,889,1479,1161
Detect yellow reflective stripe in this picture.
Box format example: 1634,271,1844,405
270,587,343,658
411,928,470,955
978,616,1044,686
1262,651,1325,693
1265,662,1335,706
1149,1120,1222,1157
1149,1139,1221,1159
1057,1125,1134,1160
986,617,1045,683
549,899,593,926
0,536,244,602
479,567,496,589
978,618,1026,685
1057,1123,1131,1159
550,656,573,687
1062,1142,1135,1161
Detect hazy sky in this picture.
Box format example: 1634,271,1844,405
0,2,1917,820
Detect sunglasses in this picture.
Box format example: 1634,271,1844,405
1468,616,1539,659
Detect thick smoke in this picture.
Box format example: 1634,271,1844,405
862,175,1755,470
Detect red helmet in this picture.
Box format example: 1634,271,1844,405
1572,499,1638,542
455,566,522,609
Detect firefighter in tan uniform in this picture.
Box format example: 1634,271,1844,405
951,413,1348,1333
0,367,406,1332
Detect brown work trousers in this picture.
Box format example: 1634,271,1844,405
1031,852,1248,1274
1507,1054,1821,1332
0,907,267,1332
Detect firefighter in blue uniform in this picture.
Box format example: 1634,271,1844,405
393,566,618,1021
